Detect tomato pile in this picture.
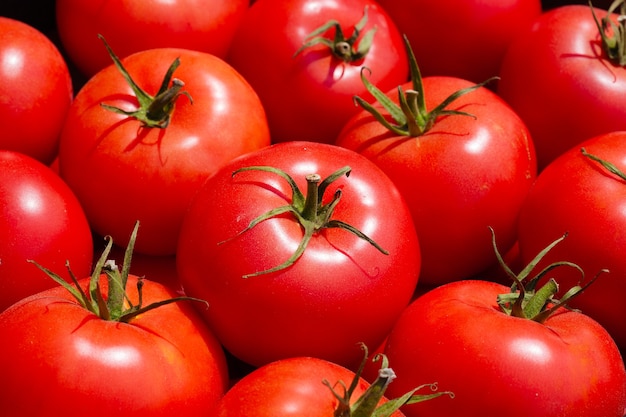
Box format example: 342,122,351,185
2,0,626,416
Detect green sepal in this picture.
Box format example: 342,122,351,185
324,343,454,417
491,227,607,323
353,35,498,137
221,165,388,278
98,34,192,128
30,221,208,323
293,6,377,62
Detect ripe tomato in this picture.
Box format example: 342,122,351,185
214,354,451,416
0,150,93,312
497,4,626,170
0,17,72,164
0,272,228,416
376,0,541,84
59,45,270,256
226,0,408,143
177,141,420,368
336,74,536,286
384,279,626,417
55,0,249,78
516,131,626,352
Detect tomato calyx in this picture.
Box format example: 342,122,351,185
223,165,388,278
293,6,377,63
30,221,206,323
353,36,497,137
327,344,453,416
98,34,193,128
590,0,626,66
490,227,606,323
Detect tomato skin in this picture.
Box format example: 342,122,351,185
0,150,93,312
226,0,408,144
56,0,249,78
498,5,626,170
0,17,72,165
214,356,405,416
177,141,420,368
516,131,626,352
59,47,270,256
376,0,541,84
336,76,536,286
0,274,229,416
384,280,626,417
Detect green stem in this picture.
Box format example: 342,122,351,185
302,174,322,219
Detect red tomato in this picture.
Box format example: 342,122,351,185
0,273,229,416
59,46,270,256
226,0,408,143
214,355,446,416
376,0,541,84
384,280,626,417
0,17,72,164
177,141,420,368
336,75,536,286
55,0,249,78
497,5,626,170
516,131,626,351
0,150,93,312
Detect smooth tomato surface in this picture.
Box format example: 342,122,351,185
0,17,72,164
0,150,93,312
516,131,626,351
0,274,229,416
177,141,420,368
376,0,541,84
384,280,626,417
336,76,537,286
59,47,270,256
226,0,408,143
214,356,405,416
498,5,626,170
56,0,249,78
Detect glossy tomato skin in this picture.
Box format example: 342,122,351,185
0,151,93,312
59,47,270,256
0,17,72,165
336,76,537,286
56,0,249,78
0,274,229,416
376,0,541,84
214,356,405,416
498,5,626,170
226,0,408,144
177,141,420,368
516,131,626,352
384,280,626,417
